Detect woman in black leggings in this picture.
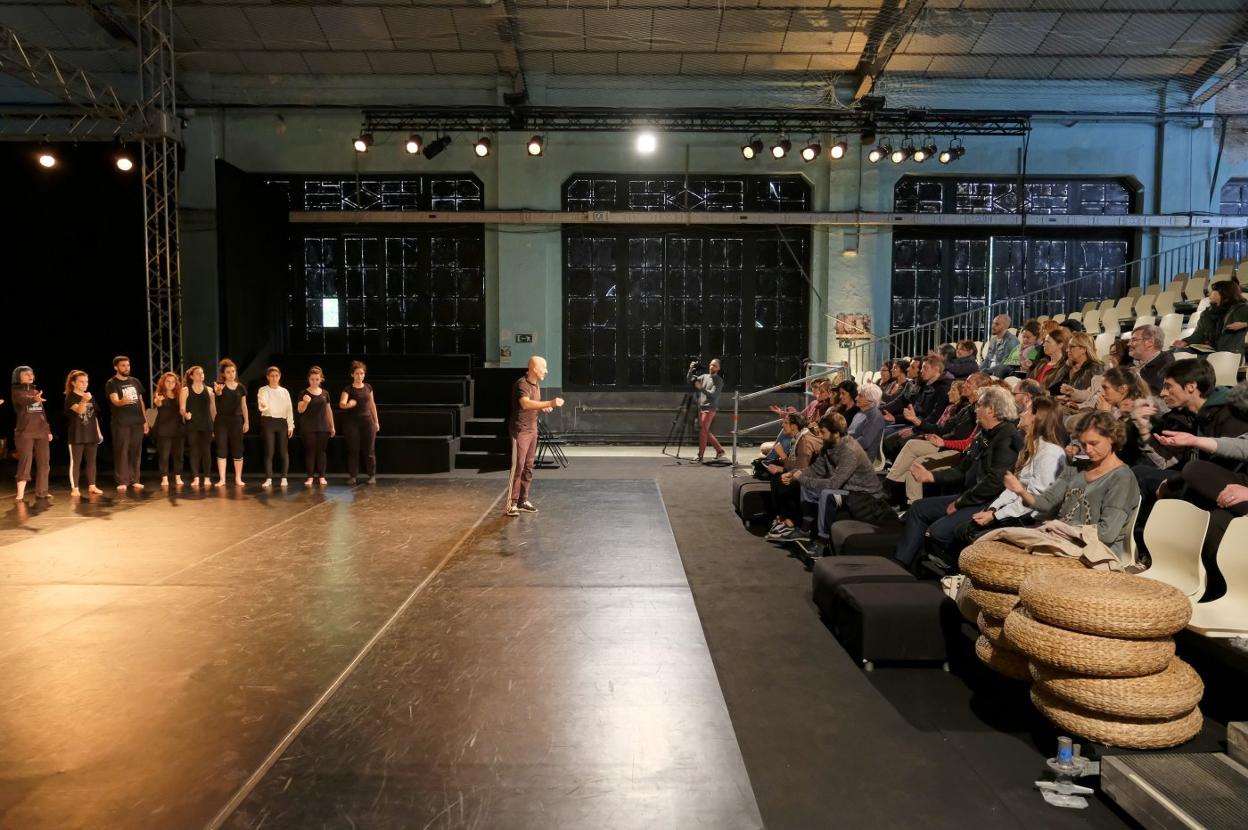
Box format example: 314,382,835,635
180,365,216,488
256,366,293,489
64,370,104,497
152,371,185,488
213,358,249,488
339,360,380,485
297,366,334,487
10,365,52,502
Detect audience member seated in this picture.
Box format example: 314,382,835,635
763,413,825,541
1173,279,1248,355
1029,326,1071,395
982,314,1020,378
947,340,980,379
762,377,832,458
1076,366,1152,466
882,355,952,436
1015,319,1043,377
1002,411,1142,565
883,376,982,504
1059,318,1085,334
1127,324,1174,396
833,380,859,423
879,360,908,404
893,386,1023,567
950,396,1068,557
848,383,885,460
1107,338,1130,368
1012,379,1047,416
776,413,893,551
1056,331,1104,412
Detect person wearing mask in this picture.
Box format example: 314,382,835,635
1003,411,1142,565
982,315,1020,378
297,366,335,488
212,358,249,488
895,386,1023,567
1127,324,1174,396
882,354,952,434
10,366,53,501
106,355,148,492
947,340,980,379
1174,280,1248,354
339,361,380,486
848,383,886,460
764,412,824,540
688,358,725,464
506,355,564,517
884,376,982,504
180,366,216,488
64,370,104,497
152,371,185,489
256,366,294,489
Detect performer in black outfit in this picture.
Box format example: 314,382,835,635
64,369,104,496
152,371,185,488
212,358,249,488
297,366,335,487
10,365,53,501
180,365,216,488
106,355,148,492
339,360,380,485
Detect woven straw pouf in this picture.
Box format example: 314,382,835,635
959,541,1087,593
975,635,1031,682
967,583,1020,620
1005,608,1174,677
977,612,1008,649
1030,658,1203,720
1030,686,1203,749
1020,569,1192,639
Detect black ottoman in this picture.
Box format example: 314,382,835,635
812,556,915,619
829,582,956,670
828,519,903,557
733,478,773,525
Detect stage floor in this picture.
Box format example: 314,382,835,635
0,478,761,829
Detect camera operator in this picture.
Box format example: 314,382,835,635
688,358,725,464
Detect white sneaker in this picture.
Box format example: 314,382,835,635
280,478,288,488
505,505,520,517
518,501,539,513
262,478,272,489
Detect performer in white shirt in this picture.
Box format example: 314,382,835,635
256,366,295,489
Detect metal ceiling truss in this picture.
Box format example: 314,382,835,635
361,106,1030,138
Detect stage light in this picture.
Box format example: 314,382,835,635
891,140,913,164
114,151,134,172
526,135,544,156
352,132,373,153
404,134,422,155
913,138,938,164
37,148,57,168
800,141,821,163
868,142,890,164
635,131,657,155
422,135,451,160
473,136,491,157
938,141,966,164
741,138,764,160
771,137,791,159
829,138,848,160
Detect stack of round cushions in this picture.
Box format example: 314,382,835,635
1005,569,1203,750
958,541,1086,681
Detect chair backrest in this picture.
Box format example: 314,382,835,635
1214,261,1234,275
1120,497,1143,568
1052,313,1067,323
1099,305,1121,329
1158,312,1184,346
1144,283,1162,295
1007,327,1017,337
1067,311,1082,322
1098,298,1117,312
1153,292,1177,317
1037,315,1050,323
1094,331,1116,360
1141,499,1211,599
1082,309,1102,334
1212,516,1248,605
1207,351,1241,387
1133,294,1156,317
1081,300,1099,315
1184,277,1207,301
1191,268,1209,281
1126,286,1142,300
1132,314,1155,330
1114,296,1135,316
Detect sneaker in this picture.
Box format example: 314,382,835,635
280,478,288,488
132,483,144,491
318,477,328,486
768,519,786,534
367,476,377,485
765,525,794,542
262,479,272,489
786,527,811,543
518,501,539,513
304,478,314,488
505,505,520,517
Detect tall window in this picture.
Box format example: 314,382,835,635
266,175,486,359
890,176,1136,336
562,174,810,390
1220,179,1248,264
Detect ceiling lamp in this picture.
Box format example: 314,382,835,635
771,137,791,159
741,138,764,160
404,134,422,155
37,147,57,168
352,132,373,153
867,141,891,164
473,136,491,157
422,135,451,160
526,135,544,156
938,140,966,164
913,138,938,164
829,138,849,160
635,131,658,155
800,140,821,163
114,149,134,172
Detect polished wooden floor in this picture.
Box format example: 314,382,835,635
0,477,761,830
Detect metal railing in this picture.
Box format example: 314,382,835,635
844,227,1247,379
730,361,848,477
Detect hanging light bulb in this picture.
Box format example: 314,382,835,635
526,135,544,156
829,137,849,160
404,134,423,155
771,137,791,159
741,138,764,160
800,140,821,163
473,136,491,157
352,132,373,153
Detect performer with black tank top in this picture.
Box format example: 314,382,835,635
212,358,249,488
339,360,379,485
180,365,216,488
10,365,53,502
297,365,335,487
64,369,104,496
152,371,185,488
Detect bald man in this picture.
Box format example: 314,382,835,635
506,356,565,517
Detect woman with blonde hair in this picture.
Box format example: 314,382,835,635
180,365,216,488
1057,331,1103,407
64,370,104,496
152,371,185,488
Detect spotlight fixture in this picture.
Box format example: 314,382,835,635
404,134,423,155
829,138,849,160
771,137,791,159
800,140,821,163
37,147,57,169
938,140,966,165
913,138,938,164
352,132,373,153
422,135,451,160
526,135,544,157
891,139,914,165
473,136,491,158
114,149,134,172
635,130,657,155
741,138,764,160
868,141,890,164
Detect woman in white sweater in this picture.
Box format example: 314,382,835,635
256,366,294,489
949,396,1067,555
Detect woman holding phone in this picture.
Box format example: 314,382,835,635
297,366,335,487
64,370,104,496
180,365,216,488
339,360,380,485
256,366,294,489
212,358,249,488
152,371,185,488
10,365,53,501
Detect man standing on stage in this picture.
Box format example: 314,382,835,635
689,358,725,463
506,356,564,518
106,355,149,492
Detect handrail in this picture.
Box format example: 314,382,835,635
736,364,844,402
731,360,849,476
736,417,784,436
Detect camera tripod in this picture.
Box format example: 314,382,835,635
661,392,701,463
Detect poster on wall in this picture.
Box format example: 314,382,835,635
834,313,873,340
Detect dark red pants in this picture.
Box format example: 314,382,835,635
698,409,723,457
508,431,538,507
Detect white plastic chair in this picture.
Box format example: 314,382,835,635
1141,500,1210,599
1113,296,1135,318
1158,312,1184,346
1067,312,1083,323
1037,315,1050,324
1099,305,1121,334
1143,283,1162,296
1120,497,1143,569
1187,516,1248,637
1207,351,1241,387
1098,298,1116,313
1126,286,1142,300
1094,331,1116,360
1082,309,1102,334
1153,292,1178,317
1081,300,1099,315
1052,313,1067,324
1132,294,1156,317
1132,314,1155,330
1184,276,1207,300
1007,327,1018,337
